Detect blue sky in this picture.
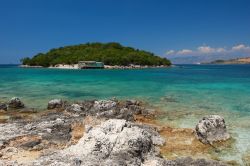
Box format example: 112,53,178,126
0,0,250,64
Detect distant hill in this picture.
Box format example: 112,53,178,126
21,42,171,67
205,57,250,64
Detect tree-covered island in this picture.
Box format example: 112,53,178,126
21,42,171,67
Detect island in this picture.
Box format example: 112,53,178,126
204,57,250,64
21,42,171,69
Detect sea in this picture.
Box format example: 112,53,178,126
0,64,250,163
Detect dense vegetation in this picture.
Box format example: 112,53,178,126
21,42,171,67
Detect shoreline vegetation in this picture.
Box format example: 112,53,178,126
0,97,240,165
20,42,171,69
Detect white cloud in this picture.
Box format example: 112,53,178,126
197,46,215,53
166,50,175,55
232,44,250,51
177,49,193,55
165,43,250,57
216,48,226,53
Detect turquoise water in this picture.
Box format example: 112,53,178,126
0,64,250,162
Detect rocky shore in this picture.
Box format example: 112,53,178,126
0,98,235,165
20,64,170,70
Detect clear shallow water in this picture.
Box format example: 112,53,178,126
0,64,250,162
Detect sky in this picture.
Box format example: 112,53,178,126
0,0,250,64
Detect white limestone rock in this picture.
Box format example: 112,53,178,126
93,100,117,111
47,99,63,109
195,115,230,144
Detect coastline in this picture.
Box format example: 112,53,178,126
203,57,250,65
0,98,239,165
20,64,171,70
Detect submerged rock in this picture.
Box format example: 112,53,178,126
0,102,7,111
47,99,63,109
195,115,230,144
8,97,24,109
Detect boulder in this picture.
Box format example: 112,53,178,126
8,97,24,109
195,115,230,144
93,100,117,111
47,99,63,109
0,103,7,111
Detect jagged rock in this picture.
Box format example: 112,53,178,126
0,102,7,111
66,104,83,112
195,115,230,144
62,99,150,121
8,97,24,109
32,119,165,166
47,99,63,109
30,119,228,166
96,108,134,121
34,117,72,144
93,100,117,111
0,99,231,166
66,119,158,158
77,100,95,111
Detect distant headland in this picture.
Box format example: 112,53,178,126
204,57,250,64
21,42,171,69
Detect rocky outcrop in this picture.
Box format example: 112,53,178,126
64,99,146,121
0,102,7,111
0,99,230,165
93,100,117,111
32,119,165,165
8,97,24,109
0,99,147,157
31,119,227,166
195,115,230,144
47,99,63,109
65,104,83,112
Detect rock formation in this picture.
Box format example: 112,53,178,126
0,99,229,165
32,119,165,165
0,102,7,111
31,119,227,166
8,97,24,109
195,115,230,144
47,99,63,109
